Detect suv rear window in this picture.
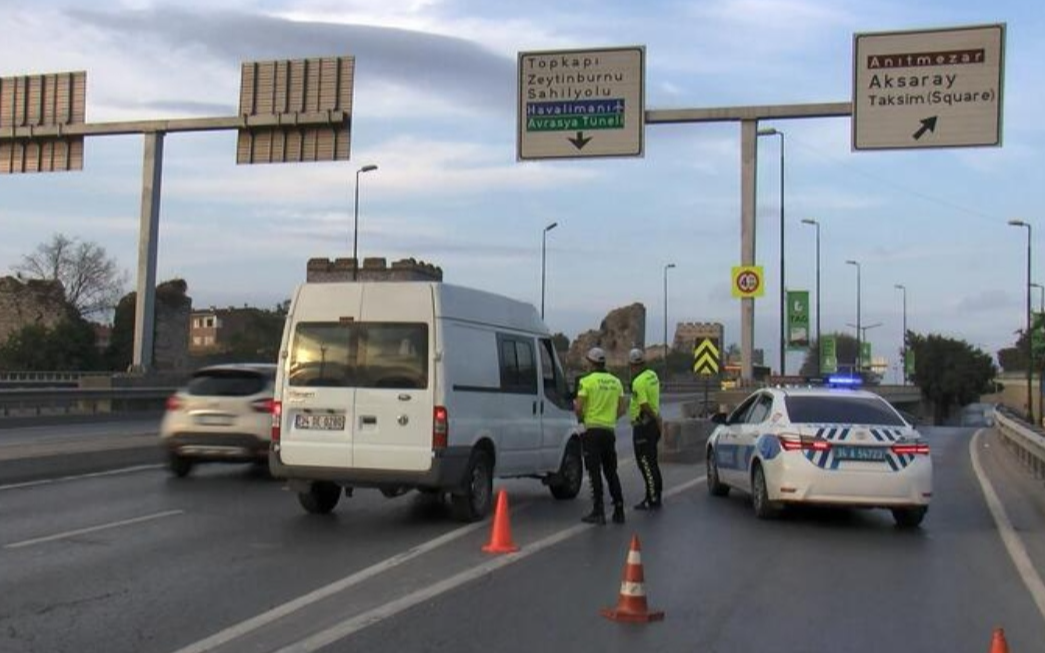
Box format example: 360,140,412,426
785,395,906,426
288,322,428,389
188,370,270,397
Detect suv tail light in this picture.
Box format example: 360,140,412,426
271,400,283,443
891,442,930,456
433,406,448,449
252,398,276,413
778,434,831,452
165,395,182,412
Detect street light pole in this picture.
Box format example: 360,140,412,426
801,218,820,377
352,164,379,281
663,263,676,379
845,260,861,375
894,284,907,385
758,127,786,375
540,221,558,319
1009,219,1034,424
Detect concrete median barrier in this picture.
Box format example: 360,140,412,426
659,418,716,464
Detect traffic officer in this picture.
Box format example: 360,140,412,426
574,347,627,525
628,348,663,510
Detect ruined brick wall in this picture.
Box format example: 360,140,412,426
0,277,70,344
672,322,725,352
306,257,443,282
153,279,191,372
566,303,646,369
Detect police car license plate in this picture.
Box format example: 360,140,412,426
833,445,887,462
295,414,346,431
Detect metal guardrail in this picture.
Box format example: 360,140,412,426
0,387,176,418
995,407,1045,479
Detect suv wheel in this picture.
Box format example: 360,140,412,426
169,455,193,478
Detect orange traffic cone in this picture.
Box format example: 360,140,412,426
482,489,519,554
601,534,664,623
988,628,1009,653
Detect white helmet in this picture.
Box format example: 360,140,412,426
586,347,607,364
628,348,645,364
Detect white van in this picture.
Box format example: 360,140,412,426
269,281,584,521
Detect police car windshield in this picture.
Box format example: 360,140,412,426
785,395,906,426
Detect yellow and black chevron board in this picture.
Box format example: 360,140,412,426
693,337,721,376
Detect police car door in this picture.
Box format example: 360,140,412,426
733,393,774,493
716,393,759,487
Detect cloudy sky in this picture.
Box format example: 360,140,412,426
0,0,1040,379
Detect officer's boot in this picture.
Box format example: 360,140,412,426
611,503,626,524
582,507,606,525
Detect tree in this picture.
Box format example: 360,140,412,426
908,333,997,424
14,233,129,319
0,317,102,371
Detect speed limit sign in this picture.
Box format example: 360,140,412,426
731,265,764,298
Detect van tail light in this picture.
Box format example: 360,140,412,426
271,400,283,443
252,398,276,413
778,434,831,452
433,406,448,450
165,395,182,412
891,442,930,456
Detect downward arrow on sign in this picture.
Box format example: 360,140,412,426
568,132,592,150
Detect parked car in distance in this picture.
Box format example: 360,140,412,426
159,363,278,477
706,386,933,528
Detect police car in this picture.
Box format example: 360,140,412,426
706,386,932,527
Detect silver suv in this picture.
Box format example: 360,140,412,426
159,364,277,477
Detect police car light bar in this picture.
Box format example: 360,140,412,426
827,375,863,387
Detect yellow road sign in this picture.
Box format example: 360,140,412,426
731,265,764,298
693,337,721,375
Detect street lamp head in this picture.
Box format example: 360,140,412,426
894,284,905,291
1033,282,1044,290
757,127,780,136
359,164,378,173
801,218,817,226
845,259,859,267
1008,219,1028,228
665,263,677,271
545,222,559,232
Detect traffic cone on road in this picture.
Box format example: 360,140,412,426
482,489,519,554
600,534,664,623
988,628,1010,653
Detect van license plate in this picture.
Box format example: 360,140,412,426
295,414,346,431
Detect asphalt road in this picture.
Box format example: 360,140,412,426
1,410,1044,653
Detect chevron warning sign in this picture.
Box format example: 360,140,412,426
693,337,721,376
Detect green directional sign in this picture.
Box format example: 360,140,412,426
860,341,873,369
821,335,838,374
786,290,810,350
693,337,721,376
904,348,915,377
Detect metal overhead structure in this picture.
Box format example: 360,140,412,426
0,56,356,372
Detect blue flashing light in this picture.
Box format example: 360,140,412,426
827,375,863,388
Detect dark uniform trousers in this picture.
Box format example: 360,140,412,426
632,418,663,503
581,427,624,512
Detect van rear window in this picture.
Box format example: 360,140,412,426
288,322,428,389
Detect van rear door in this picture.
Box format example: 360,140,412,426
352,284,434,472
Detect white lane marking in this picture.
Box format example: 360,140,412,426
970,429,1045,624
273,478,705,653
0,464,162,491
4,509,184,549
168,515,495,653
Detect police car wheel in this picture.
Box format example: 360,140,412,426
891,506,927,528
168,455,193,478
751,465,780,519
707,450,730,497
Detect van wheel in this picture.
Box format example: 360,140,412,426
169,455,193,478
298,482,341,515
549,440,583,500
451,450,493,522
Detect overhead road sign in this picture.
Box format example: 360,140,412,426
852,23,1005,150
0,71,86,173
517,46,644,160
732,266,764,299
237,56,355,164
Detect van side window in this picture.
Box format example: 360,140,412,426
539,338,571,409
497,335,538,394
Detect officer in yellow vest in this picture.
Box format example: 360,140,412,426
574,347,627,525
628,348,663,510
